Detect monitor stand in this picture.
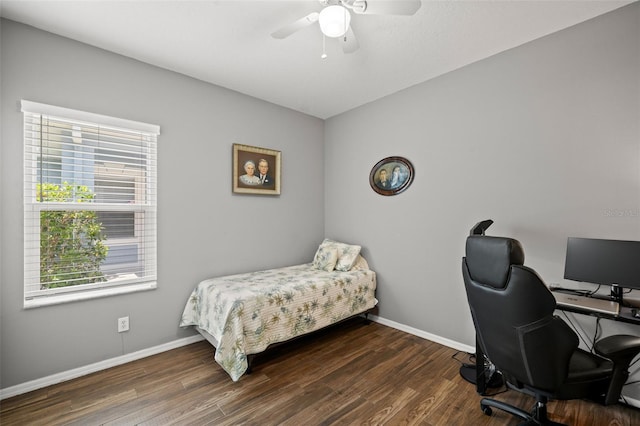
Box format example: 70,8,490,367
611,284,623,305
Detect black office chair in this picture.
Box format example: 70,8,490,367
462,233,640,426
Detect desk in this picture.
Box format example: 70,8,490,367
551,290,640,326
557,303,640,325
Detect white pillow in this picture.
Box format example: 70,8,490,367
312,245,339,271
319,238,362,272
350,254,370,271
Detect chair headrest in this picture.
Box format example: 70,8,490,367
465,235,525,289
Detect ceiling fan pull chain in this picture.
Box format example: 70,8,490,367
321,34,328,59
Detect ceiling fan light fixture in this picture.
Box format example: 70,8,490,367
319,5,351,38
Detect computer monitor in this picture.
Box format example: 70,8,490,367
564,237,640,303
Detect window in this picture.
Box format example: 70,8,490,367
22,100,159,307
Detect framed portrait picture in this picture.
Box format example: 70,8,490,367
233,144,281,195
369,156,414,196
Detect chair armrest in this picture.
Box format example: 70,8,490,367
594,335,640,364
594,335,640,405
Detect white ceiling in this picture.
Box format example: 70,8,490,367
0,0,634,119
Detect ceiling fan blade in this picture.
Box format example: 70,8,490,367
341,27,359,54
352,0,421,16
271,12,319,39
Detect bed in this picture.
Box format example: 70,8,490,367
179,239,377,381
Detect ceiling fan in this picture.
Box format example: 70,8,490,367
271,0,422,56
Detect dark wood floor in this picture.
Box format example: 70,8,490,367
1,319,639,425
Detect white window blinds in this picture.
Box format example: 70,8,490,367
22,100,159,303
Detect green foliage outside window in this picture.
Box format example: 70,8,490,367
37,182,108,289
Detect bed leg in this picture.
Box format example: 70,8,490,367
246,355,254,375
363,312,371,325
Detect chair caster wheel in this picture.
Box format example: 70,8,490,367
481,404,492,416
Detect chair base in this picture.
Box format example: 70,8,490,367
480,397,566,426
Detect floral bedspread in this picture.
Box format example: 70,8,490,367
179,262,377,381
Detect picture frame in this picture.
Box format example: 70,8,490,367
233,144,281,195
369,156,414,196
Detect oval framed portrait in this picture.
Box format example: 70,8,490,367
369,156,414,196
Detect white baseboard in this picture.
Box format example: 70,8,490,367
369,314,476,354
621,396,640,410
0,334,204,401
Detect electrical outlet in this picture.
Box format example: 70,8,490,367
118,316,130,333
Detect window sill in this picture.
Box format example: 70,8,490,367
24,281,157,309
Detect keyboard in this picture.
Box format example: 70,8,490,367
552,291,620,316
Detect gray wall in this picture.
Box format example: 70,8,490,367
0,19,325,388
325,3,639,356
2,2,640,396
